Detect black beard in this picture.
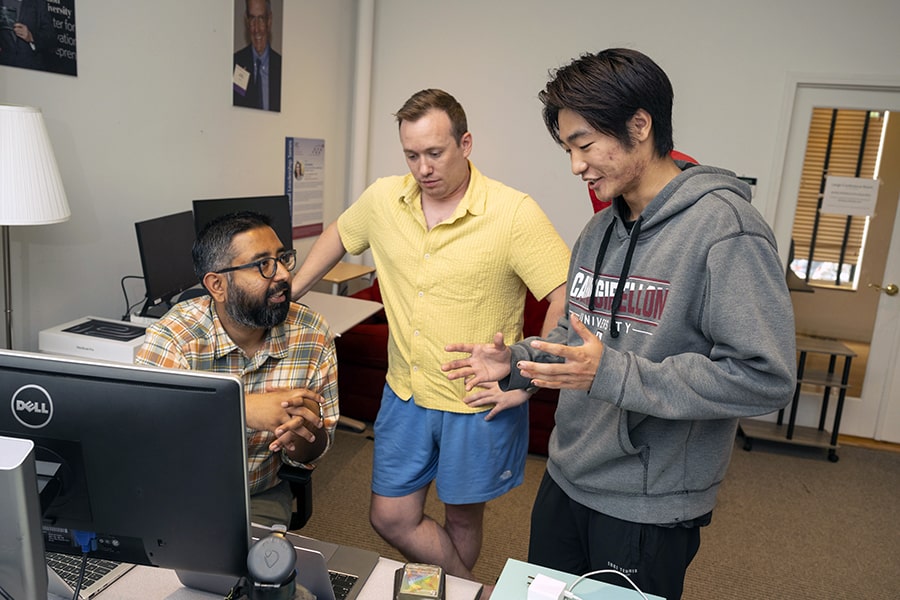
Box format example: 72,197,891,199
226,279,291,329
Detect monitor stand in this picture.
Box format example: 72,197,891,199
139,300,172,320
0,436,49,600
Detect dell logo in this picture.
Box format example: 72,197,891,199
11,384,54,429
16,399,50,414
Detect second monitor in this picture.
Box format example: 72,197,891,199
134,210,199,317
192,195,293,248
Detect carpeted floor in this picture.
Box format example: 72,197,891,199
299,427,900,599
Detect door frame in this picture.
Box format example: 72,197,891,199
767,73,900,441
869,190,900,441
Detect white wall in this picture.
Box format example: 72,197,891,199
0,0,357,350
366,0,900,248
3,0,900,352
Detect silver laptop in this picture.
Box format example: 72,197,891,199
45,552,134,599
176,524,380,600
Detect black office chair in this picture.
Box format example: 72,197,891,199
278,463,313,530
175,287,209,302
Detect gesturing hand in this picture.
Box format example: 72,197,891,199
462,383,531,421
442,332,513,391
517,314,604,391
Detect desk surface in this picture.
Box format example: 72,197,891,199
322,262,376,284
299,290,382,336
492,558,664,600
83,556,482,599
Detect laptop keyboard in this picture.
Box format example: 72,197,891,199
49,548,360,599
45,552,123,595
329,570,358,600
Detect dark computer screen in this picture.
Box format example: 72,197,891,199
0,349,251,578
134,210,200,316
192,195,293,248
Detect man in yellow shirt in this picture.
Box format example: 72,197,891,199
291,89,569,585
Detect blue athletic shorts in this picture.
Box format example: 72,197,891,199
371,383,529,505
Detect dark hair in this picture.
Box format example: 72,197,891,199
245,0,272,17
539,48,674,158
192,211,273,281
395,89,468,144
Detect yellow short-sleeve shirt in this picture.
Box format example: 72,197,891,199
338,163,570,413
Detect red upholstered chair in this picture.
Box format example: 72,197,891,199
331,281,389,424
520,293,561,456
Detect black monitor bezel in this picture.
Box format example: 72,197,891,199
192,195,293,249
134,210,200,316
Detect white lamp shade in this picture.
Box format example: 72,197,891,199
0,105,71,226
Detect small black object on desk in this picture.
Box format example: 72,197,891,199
236,525,315,600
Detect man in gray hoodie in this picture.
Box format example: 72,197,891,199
443,48,796,600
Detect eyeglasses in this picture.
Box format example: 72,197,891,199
214,249,297,280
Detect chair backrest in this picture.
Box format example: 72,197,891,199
278,464,313,530
523,291,549,338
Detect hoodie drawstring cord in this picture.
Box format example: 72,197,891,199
589,216,643,338
588,219,617,313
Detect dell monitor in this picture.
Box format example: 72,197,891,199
134,210,201,317
0,349,251,579
192,195,293,248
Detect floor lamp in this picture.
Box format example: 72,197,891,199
0,105,71,350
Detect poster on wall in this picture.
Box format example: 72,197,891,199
232,0,283,112
285,137,325,239
0,0,77,76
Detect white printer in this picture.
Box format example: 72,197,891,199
38,316,146,364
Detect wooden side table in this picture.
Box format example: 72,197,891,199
322,262,376,295
739,335,856,462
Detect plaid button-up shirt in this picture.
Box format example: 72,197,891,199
135,296,338,495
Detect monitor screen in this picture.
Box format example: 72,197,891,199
0,349,251,578
192,195,293,248
134,210,200,316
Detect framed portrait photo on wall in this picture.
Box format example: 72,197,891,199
232,0,283,112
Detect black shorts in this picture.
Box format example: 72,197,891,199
528,470,705,600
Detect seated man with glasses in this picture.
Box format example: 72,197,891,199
136,210,338,527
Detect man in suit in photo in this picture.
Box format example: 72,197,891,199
0,0,54,72
233,0,281,112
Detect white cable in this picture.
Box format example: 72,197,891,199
564,569,649,600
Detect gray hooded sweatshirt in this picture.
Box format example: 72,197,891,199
506,164,796,525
